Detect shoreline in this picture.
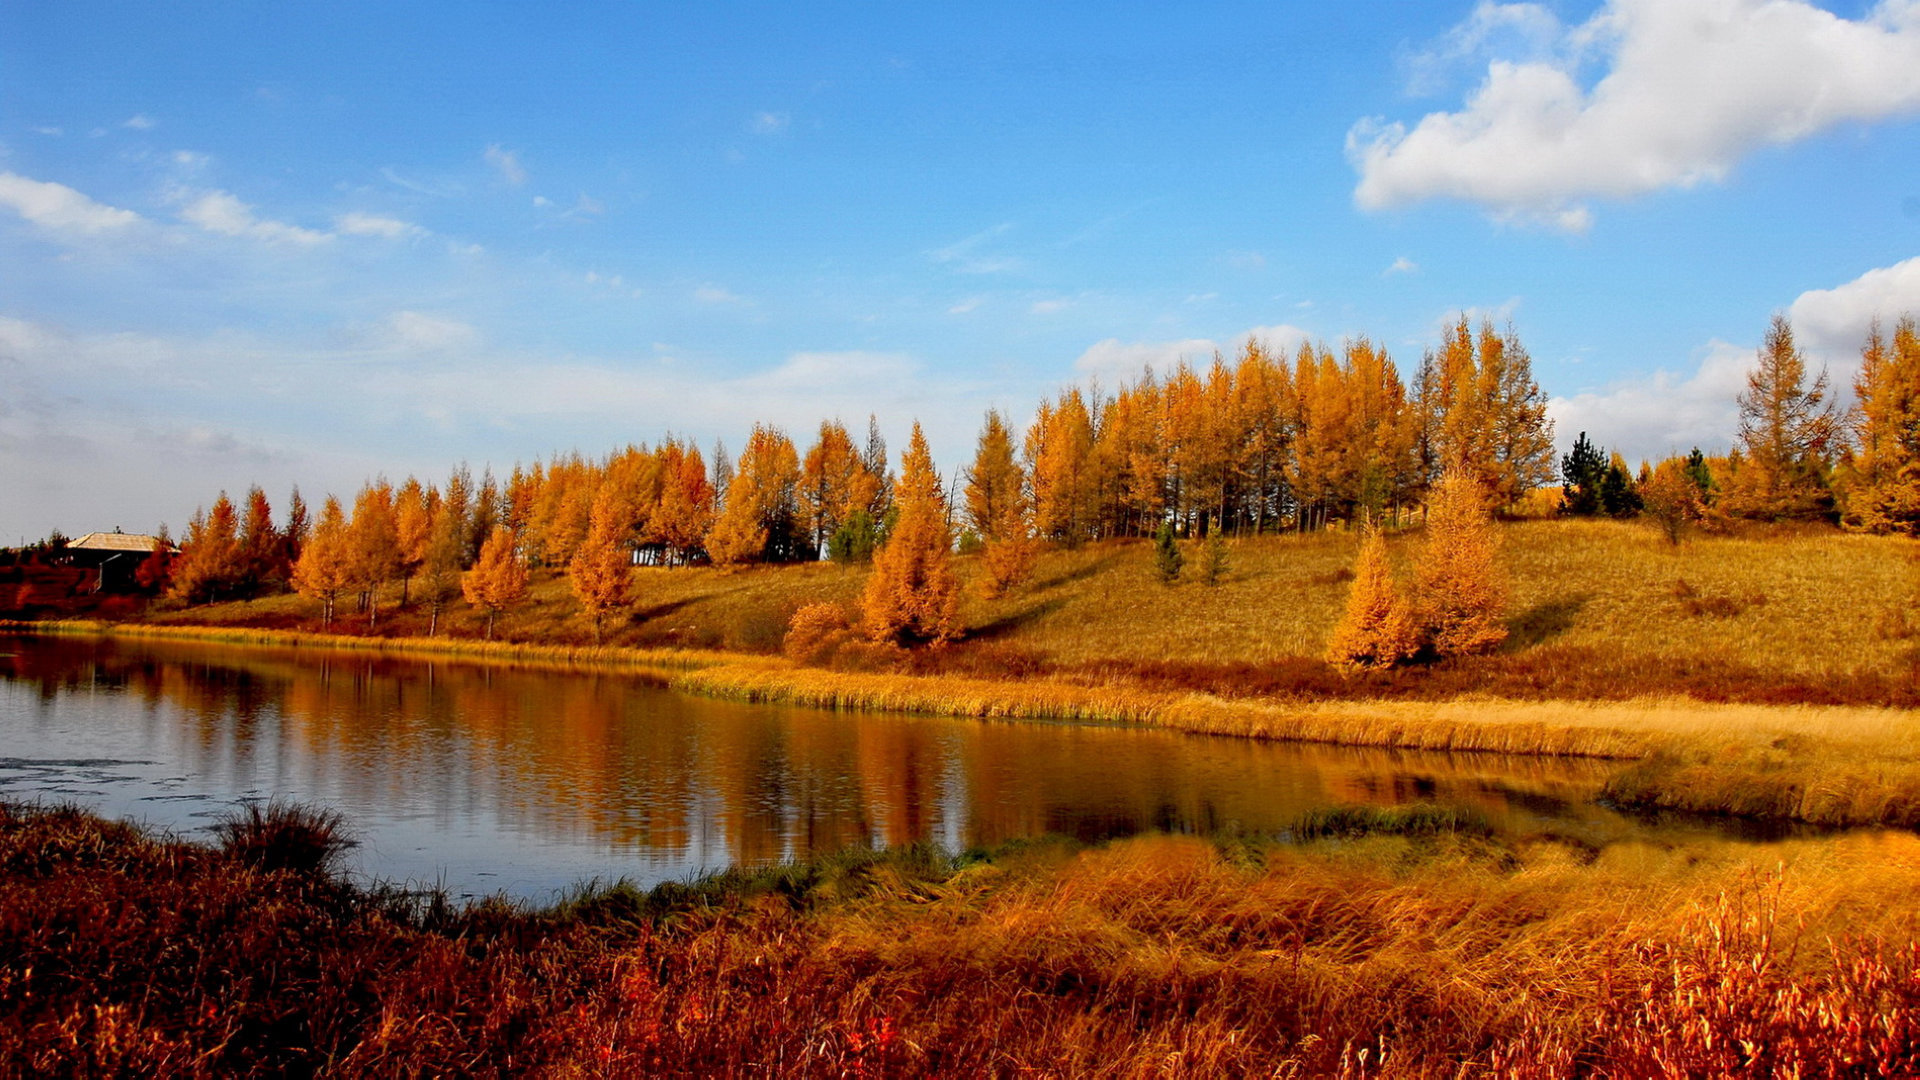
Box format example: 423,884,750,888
11,618,1920,830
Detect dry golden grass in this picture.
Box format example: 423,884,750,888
16,799,1920,1076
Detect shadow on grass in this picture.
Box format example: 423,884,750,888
968,598,1066,642
1507,593,1590,649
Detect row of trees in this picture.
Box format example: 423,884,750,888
148,310,1920,649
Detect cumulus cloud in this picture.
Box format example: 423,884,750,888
179,190,330,245
1549,256,1920,460
123,114,155,131
484,143,527,186
1787,255,1920,365
1074,324,1313,384
0,172,142,234
1351,0,1920,229
1384,256,1420,276
750,111,790,134
1549,339,1751,461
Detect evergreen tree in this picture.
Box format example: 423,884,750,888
1598,452,1642,517
1154,521,1183,584
1200,527,1229,587
1560,432,1606,516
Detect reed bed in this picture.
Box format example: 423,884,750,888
7,800,1920,1077
3,618,735,677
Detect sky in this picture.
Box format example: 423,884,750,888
3,0,1919,542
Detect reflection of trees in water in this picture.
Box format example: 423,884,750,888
5,637,1620,867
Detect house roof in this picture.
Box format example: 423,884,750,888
70,532,167,553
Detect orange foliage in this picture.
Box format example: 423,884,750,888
863,423,961,644
1323,524,1419,669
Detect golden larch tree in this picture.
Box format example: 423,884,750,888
290,495,351,628
393,476,433,606
1413,467,1507,658
1324,523,1419,669
346,480,399,629
1724,314,1838,520
571,488,634,642
168,492,242,604
706,424,802,566
1841,316,1920,533
463,525,529,640
964,408,1025,542
863,422,961,644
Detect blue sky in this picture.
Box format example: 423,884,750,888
4,0,1919,541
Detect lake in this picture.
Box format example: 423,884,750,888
2,633,1702,901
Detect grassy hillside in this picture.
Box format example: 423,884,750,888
148,517,1919,698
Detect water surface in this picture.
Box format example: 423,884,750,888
3,634,1659,900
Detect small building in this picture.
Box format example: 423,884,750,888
67,530,172,592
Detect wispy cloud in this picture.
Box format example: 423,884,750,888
1384,256,1420,276
484,143,527,186
122,114,155,131
0,172,142,234
693,284,744,305
1073,324,1313,383
749,111,790,135
335,211,425,239
178,189,331,245
929,223,1023,275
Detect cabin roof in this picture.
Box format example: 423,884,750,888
69,531,166,553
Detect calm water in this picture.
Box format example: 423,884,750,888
3,634,1653,900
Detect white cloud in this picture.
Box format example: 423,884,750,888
750,111,790,135
383,311,481,352
123,114,155,131
1073,324,1313,383
693,284,744,305
0,172,142,234
1351,0,1920,229
1385,256,1420,276
1549,257,1920,459
179,190,330,245
947,296,983,315
1787,255,1920,366
484,143,527,186
532,195,552,207
335,211,424,239
31,126,62,137
1549,339,1751,461
1029,298,1071,315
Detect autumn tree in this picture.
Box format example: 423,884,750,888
1641,457,1707,544
653,439,715,565
290,496,351,628
1413,467,1507,658
707,424,803,566
1840,316,1920,534
463,525,528,640
238,485,281,594
393,477,433,605
346,480,400,629
1430,317,1555,509
863,422,960,644
1724,315,1838,520
168,493,241,604
571,488,634,642
800,421,862,556
417,498,466,636
134,526,175,593
1324,523,1419,669
965,409,1025,541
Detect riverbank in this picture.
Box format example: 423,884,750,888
13,617,1920,829
5,799,1917,1076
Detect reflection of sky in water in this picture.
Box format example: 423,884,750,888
4,634,1661,902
